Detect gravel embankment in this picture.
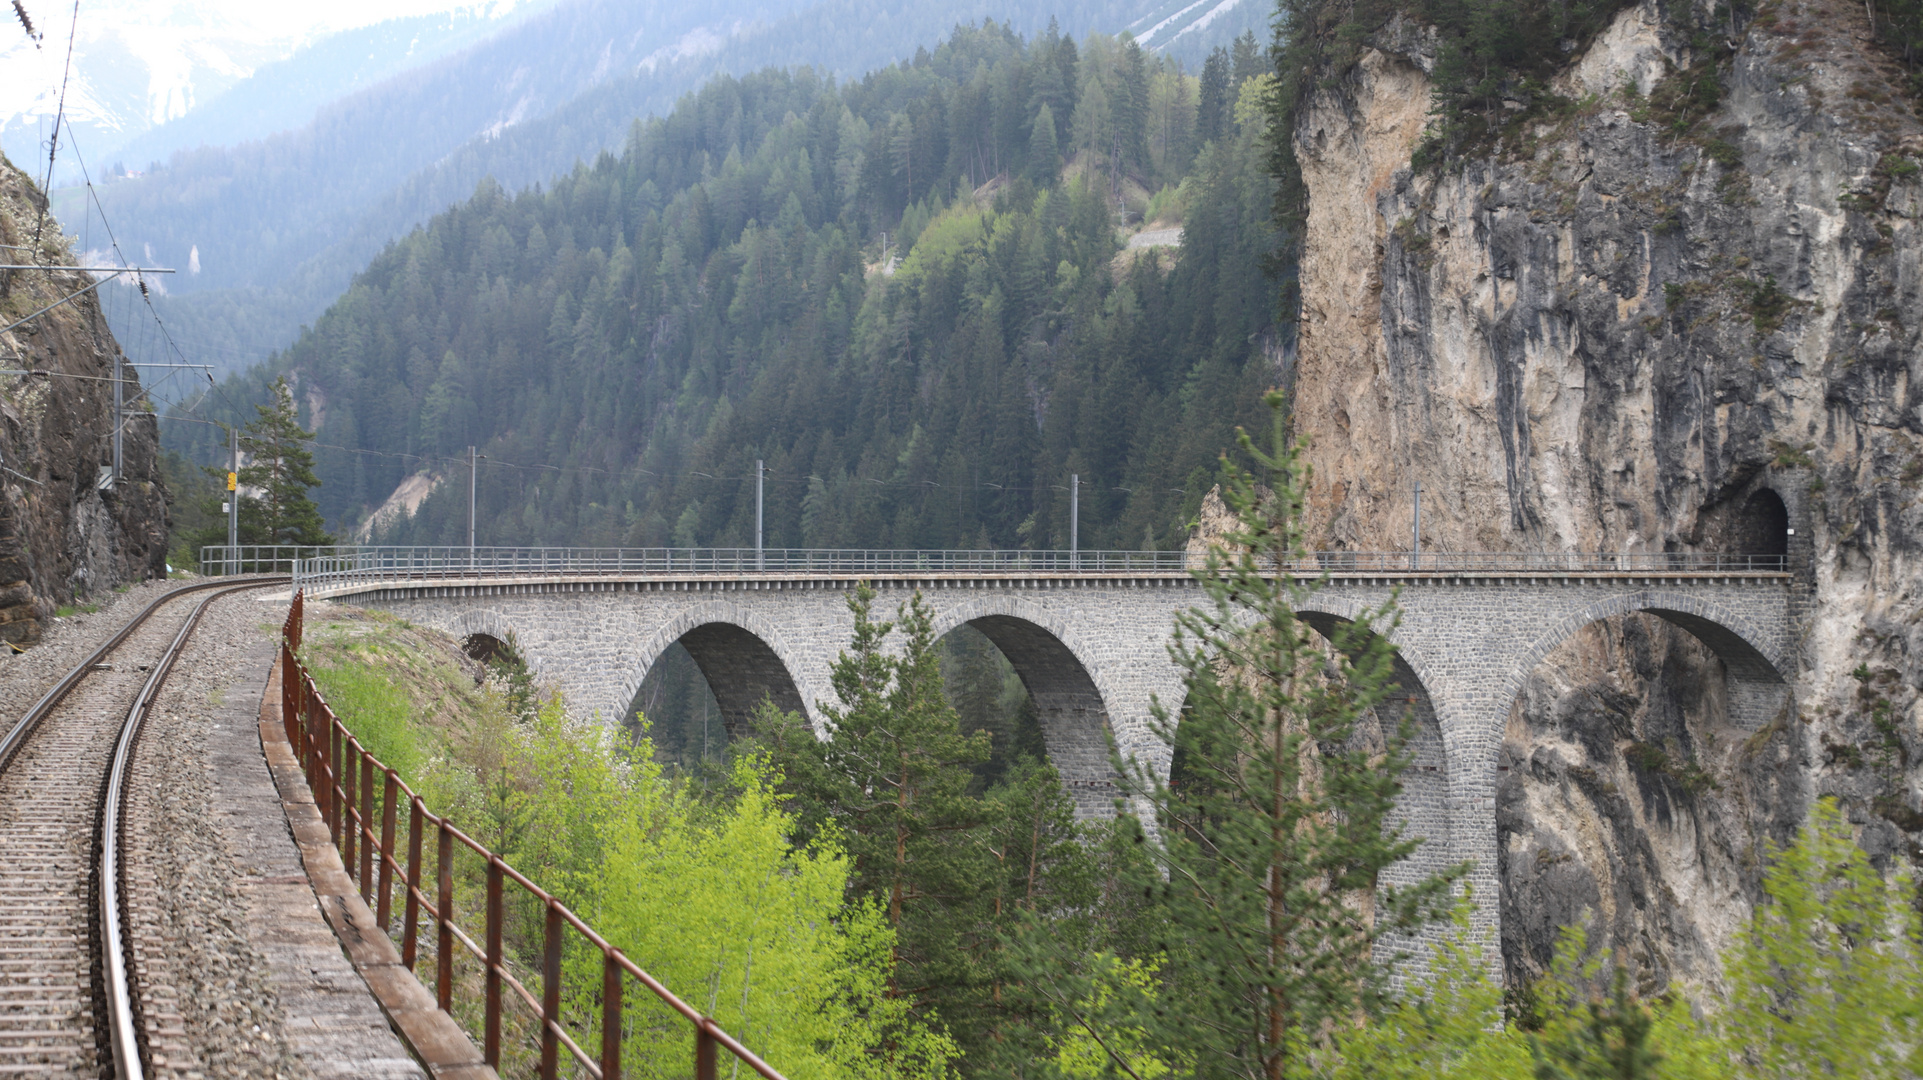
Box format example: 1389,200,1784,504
123,585,311,1079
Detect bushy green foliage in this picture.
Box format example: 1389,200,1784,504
1722,798,1923,1078
171,25,1281,553
756,586,1132,1061
1317,799,1923,1080
308,613,954,1078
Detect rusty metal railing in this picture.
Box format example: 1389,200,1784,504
277,590,785,1080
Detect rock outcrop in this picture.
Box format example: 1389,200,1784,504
0,152,168,646
1292,0,1921,991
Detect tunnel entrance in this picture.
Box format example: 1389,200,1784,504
1732,488,1789,568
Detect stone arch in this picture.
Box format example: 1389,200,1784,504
1290,601,1455,900
931,598,1127,819
1503,589,1790,732
447,607,523,653
618,602,812,739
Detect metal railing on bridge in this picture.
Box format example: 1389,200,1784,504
202,545,1792,591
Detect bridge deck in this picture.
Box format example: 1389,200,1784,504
299,568,1794,601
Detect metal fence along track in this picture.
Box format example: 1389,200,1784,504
277,591,786,1080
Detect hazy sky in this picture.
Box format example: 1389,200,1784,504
5,0,523,47
1,0,535,131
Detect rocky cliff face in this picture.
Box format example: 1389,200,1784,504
1292,0,1922,991
0,153,168,646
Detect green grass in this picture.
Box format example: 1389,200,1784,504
305,659,426,783
53,603,99,617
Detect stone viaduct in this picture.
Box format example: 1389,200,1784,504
304,557,1795,968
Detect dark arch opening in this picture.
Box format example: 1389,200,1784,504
964,615,1120,820
1732,488,1789,568
461,632,508,664
937,623,1046,792
625,624,806,772
1496,601,1790,993
1163,611,1454,949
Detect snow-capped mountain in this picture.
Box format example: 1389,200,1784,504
0,0,539,184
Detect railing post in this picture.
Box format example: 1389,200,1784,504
602,953,623,1080
437,820,454,1011
343,740,359,877
696,1025,718,1080
329,724,344,846
377,771,397,930
540,903,563,1080
359,756,376,899
281,642,298,748
485,858,504,1066
402,799,424,968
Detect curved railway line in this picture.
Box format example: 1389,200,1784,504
0,578,287,1079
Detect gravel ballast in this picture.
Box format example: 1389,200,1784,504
1,580,427,1078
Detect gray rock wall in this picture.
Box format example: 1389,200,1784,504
1291,0,1922,989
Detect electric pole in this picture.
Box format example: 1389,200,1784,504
112,349,122,486
1411,481,1422,571
468,446,480,566
755,459,764,570
1069,473,1079,570
227,427,239,573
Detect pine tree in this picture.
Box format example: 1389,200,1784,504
1030,103,1061,184
1113,392,1462,1079
758,586,992,999
237,376,332,545
1198,48,1231,145
1229,30,1264,91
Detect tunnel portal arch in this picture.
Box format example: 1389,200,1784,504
1732,488,1790,567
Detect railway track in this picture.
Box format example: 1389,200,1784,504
0,578,287,1078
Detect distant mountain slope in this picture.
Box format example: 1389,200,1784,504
1126,0,1268,63
96,6,553,176
74,0,1176,385
168,27,1283,562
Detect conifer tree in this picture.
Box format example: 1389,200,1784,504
237,376,332,545
1114,392,1461,1079
1198,47,1231,145
1030,104,1061,183
759,587,992,996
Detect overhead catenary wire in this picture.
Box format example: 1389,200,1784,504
24,0,80,258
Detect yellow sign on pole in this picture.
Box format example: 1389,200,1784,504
227,472,237,491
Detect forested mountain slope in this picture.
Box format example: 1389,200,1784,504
173,25,1284,554
83,0,1199,385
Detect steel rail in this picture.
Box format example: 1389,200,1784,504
0,578,249,773
0,576,288,1079
100,581,282,1079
